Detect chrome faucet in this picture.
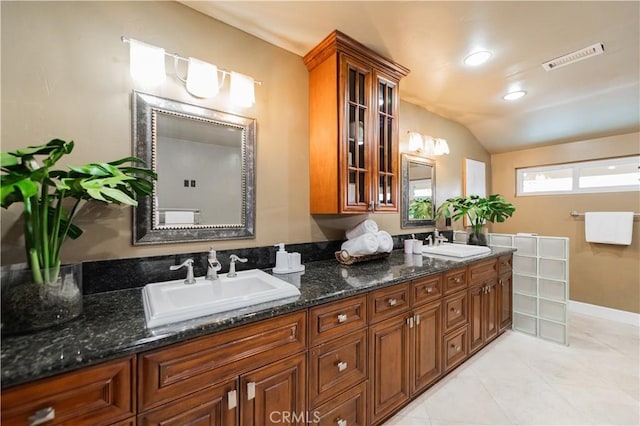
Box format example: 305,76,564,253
206,247,222,281
425,235,433,247
227,254,248,278
434,229,448,246
170,259,196,284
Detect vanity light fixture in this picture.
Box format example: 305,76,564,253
406,132,448,156
122,36,261,106
128,39,166,85
503,90,527,101
464,50,492,66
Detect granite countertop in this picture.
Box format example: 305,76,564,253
1,247,514,388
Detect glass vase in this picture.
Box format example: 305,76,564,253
1,263,83,335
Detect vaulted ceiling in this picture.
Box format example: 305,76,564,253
182,1,640,153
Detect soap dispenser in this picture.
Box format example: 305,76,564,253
273,243,305,274
273,243,289,273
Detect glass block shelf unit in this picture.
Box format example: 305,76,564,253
489,233,570,345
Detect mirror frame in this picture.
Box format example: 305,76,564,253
132,91,256,245
401,153,436,228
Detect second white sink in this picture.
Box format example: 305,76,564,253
422,243,491,258
142,269,301,328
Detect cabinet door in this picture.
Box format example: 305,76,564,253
340,54,373,213
484,279,499,343
468,283,484,354
411,300,442,395
369,315,410,424
373,71,399,212
498,272,513,332
139,379,238,426
240,353,306,426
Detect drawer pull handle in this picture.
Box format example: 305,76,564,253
454,277,462,283
499,279,503,286
28,407,55,426
425,287,433,293
450,307,461,314
247,382,256,400
388,298,397,306
337,313,348,323
415,313,421,325
337,361,348,372
337,419,347,426
451,344,461,352
228,390,237,410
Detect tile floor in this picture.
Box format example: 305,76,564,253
384,312,640,425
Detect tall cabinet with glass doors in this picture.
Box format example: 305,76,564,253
304,30,410,214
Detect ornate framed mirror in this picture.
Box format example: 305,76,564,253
132,91,256,244
401,153,436,228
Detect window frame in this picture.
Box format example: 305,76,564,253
516,155,640,197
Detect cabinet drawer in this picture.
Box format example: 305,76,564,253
443,267,467,294
309,329,368,408
138,379,237,426
309,295,367,345
368,283,410,323
469,258,498,285
498,255,513,274
138,310,306,412
411,274,442,306
443,291,468,333
1,356,135,426
314,381,368,426
443,325,469,372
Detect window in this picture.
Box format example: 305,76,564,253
516,156,640,196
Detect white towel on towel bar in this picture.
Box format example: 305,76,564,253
585,212,634,245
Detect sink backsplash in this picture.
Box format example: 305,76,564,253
82,231,452,294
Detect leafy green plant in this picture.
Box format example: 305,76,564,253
435,194,516,235
1,139,156,284
409,197,433,220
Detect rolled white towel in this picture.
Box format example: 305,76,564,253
341,233,379,256
346,219,378,240
376,230,394,253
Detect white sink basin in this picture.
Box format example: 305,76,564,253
142,269,301,328
422,243,491,258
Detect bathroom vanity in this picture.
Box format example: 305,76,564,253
1,249,513,425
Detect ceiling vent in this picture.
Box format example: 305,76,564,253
542,43,605,71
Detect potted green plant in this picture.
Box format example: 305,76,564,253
435,194,515,245
408,197,433,220
1,139,156,334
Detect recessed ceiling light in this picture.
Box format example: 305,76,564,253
464,50,492,66
503,90,527,101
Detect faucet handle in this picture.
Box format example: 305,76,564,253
170,259,196,284
229,254,248,263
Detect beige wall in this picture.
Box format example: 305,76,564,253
491,133,640,313
1,1,490,265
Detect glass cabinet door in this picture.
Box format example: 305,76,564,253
343,56,372,212
375,74,398,211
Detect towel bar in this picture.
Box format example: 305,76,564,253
570,210,640,217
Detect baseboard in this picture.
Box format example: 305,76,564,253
569,300,640,326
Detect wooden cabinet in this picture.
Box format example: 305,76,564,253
304,30,409,214
137,311,306,426
309,296,369,425
469,259,500,355
498,255,514,332
443,324,469,373
240,353,306,426
369,313,411,424
411,300,442,394
369,283,410,323
1,356,135,426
